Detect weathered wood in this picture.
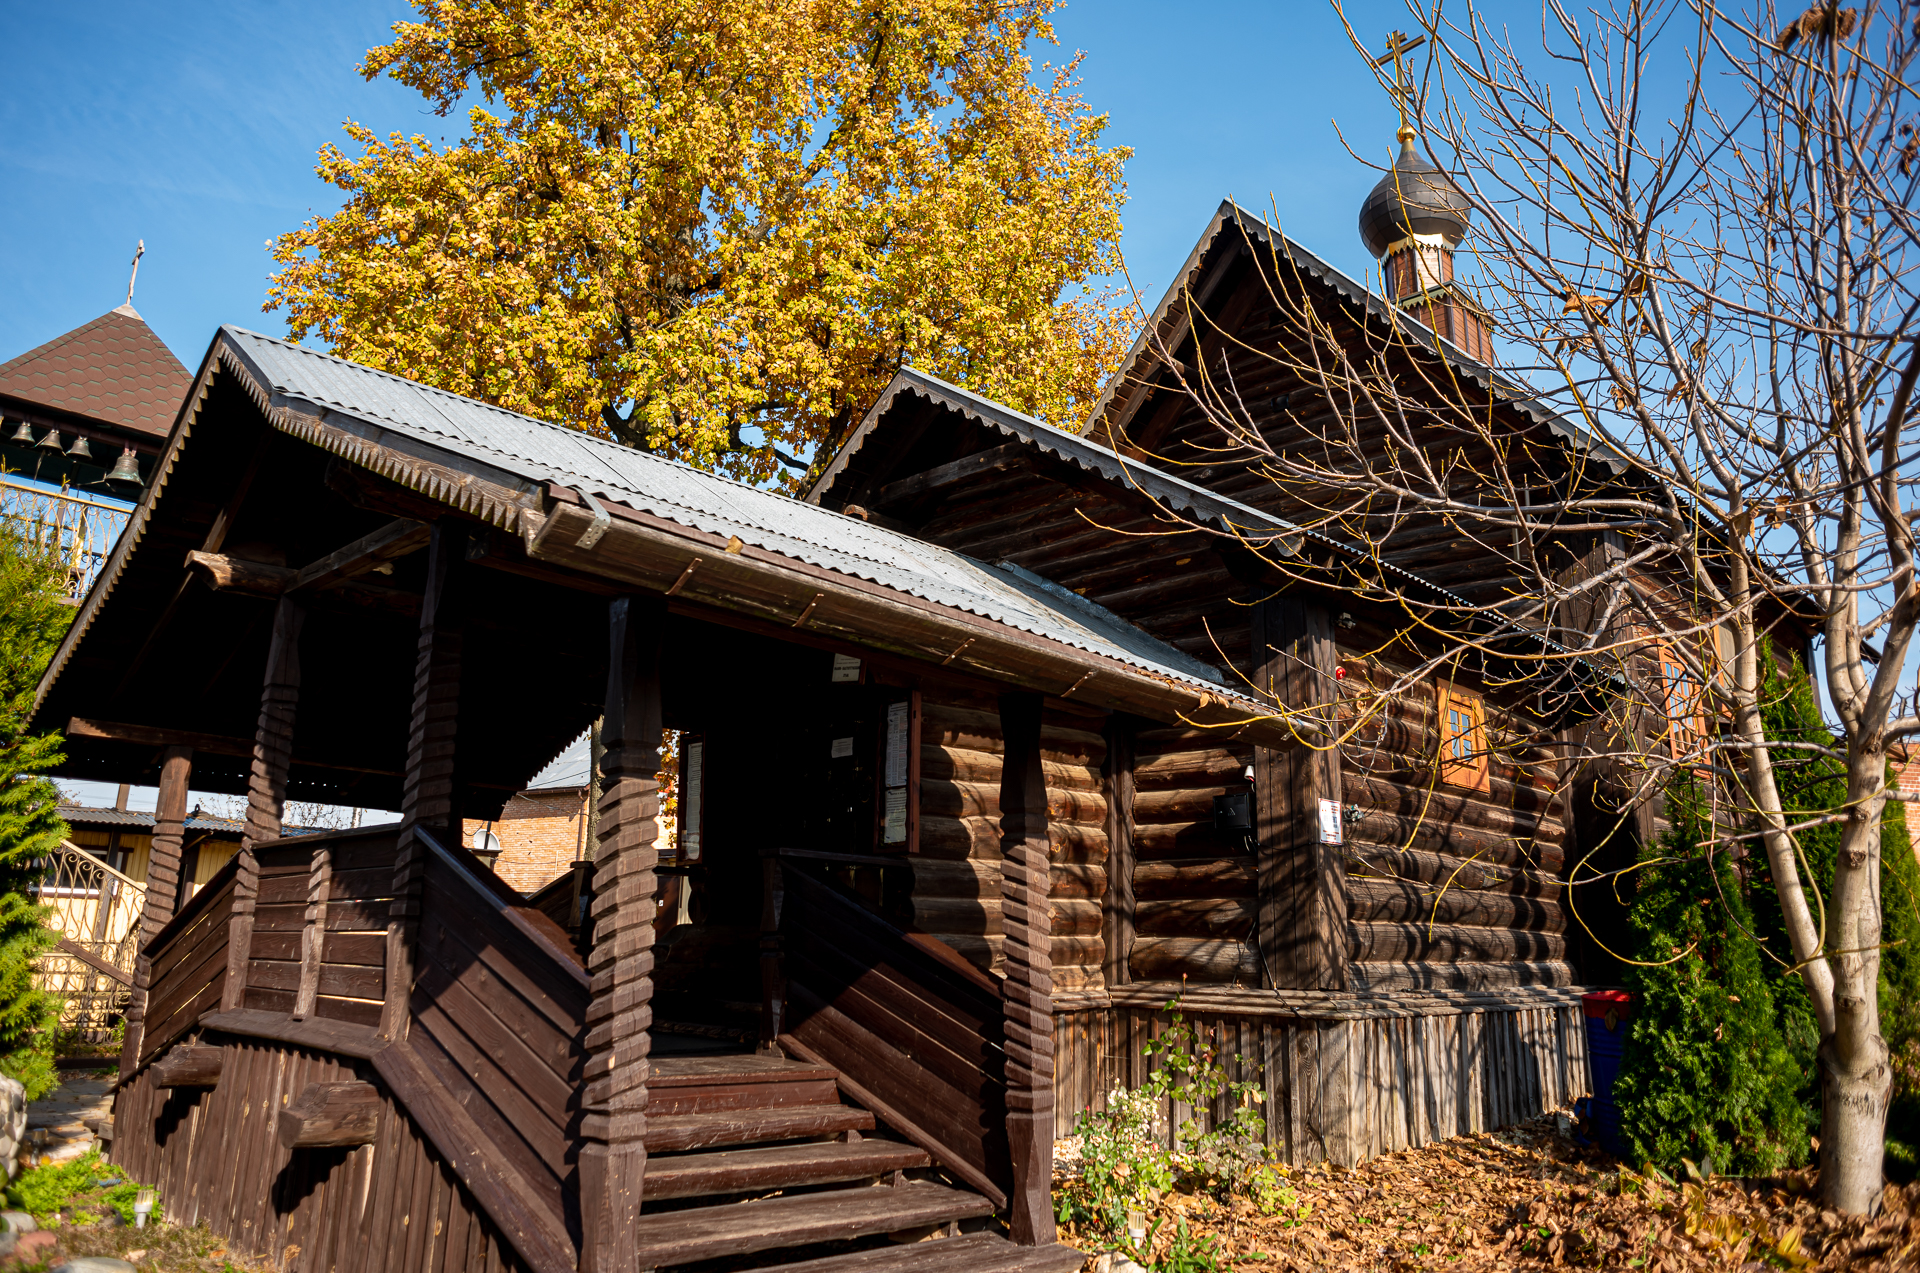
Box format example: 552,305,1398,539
1128,935,1260,983
224,596,304,1013
638,1104,874,1153
1349,920,1567,964
873,443,1031,508
184,550,294,598
276,1080,381,1148
152,1043,224,1088
627,1181,992,1268
290,518,431,592
63,717,400,779
121,744,192,1079
384,521,464,1042
52,937,133,986
998,691,1056,1247
1253,596,1347,991
1102,714,1135,990
580,592,664,1273
640,1139,930,1201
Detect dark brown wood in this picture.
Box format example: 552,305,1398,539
385,521,465,1041
639,1139,929,1200
627,1181,992,1268
290,518,431,592
997,691,1056,1247
579,592,663,1273
64,718,401,779
1101,714,1135,989
121,743,192,1080
1253,596,1347,992
224,596,304,1015
276,1080,381,1148
184,550,294,598
750,1230,1084,1273
872,443,1030,508
638,1104,875,1153
152,1043,224,1088
199,1008,386,1059
53,936,132,986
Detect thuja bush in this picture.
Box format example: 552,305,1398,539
0,526,72,1099
1614,771,1809,1176
1057,1001,1294,1252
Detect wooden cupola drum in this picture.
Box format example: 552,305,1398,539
1357,126,1495,364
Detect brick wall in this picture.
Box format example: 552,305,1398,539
464,787,589,895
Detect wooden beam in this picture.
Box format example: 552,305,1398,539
51,938,132,987
997,691,1056,1247
184,550,422,614
277,1081,382,1148
65,717,401,778
291,517,430,592
224,596,304,1012
183,550,293,598
1252,597,1347,993
152,1043,223,1088
120,744,191,1080
871,443,1030,509
580,593,665,1273
385,522,466,1041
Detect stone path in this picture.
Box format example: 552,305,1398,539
24,1072,113,1168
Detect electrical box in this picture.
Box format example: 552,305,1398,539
1212,791,1253,833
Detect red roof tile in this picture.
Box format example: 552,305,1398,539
0,306,191,436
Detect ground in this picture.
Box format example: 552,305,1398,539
1056,1116,1919,1272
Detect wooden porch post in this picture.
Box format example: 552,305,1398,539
223,595,306,1011
998,691,1056,1246
382,523,465,1040
118,745,192,1079
1251,597,1347,992
580,594,664,1273
1100,714,1135,989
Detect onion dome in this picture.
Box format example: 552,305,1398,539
1358,127,1473,258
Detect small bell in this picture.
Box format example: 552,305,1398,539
105,448,142,486
35,428,63,452
7,420,31,444
66,435,93,461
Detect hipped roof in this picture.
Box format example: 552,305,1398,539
0,306,191,436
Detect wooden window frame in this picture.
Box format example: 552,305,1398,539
1435,680,1491,793
1658,644,1710,763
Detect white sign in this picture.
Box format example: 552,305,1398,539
1318,798,1343,844
831,653,862,682
830,736,854,759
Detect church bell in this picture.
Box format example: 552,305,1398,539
106,448,143,486
67,435,93,461
35,428,64,452
6,420,31,444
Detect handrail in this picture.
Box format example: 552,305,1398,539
52,839,145,891
413,824,588,980
140,855,239,954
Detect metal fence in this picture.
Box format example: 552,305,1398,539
32,840,147,1038
0,477,134,599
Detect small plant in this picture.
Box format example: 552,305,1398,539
5,1148,160,1227
1149,1217,1227,1272
1056,999,1296,1247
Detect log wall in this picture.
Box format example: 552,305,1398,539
1333,647,1574,992
114,1036,530,1273
1051,987,1589,1163
1128,727,1257,985
914,689,1108,990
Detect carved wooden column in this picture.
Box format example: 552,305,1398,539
580,595,664,1273
221,594,307,1011
1100,714,1136,990
998,691,1056,1246
383,523,465,1040
1252,596,1347,992
118,745,192,1079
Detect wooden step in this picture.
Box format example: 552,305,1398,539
642,1139,930,1200
644,1104,875,1153
759,1231,1088,1272
630,1181,993,1266
648,1053,841,1116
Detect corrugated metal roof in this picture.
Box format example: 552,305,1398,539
56,803,312,834
525,733,592,791
218,327,1233,696
810,367,1305,553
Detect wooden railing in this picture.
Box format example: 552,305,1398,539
768,853,1013,1207
135,857,236,1067
33,839,147,1033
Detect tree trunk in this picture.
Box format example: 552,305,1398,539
1818,762,1893,1213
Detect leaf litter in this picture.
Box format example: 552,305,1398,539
1056,1113,1919,1271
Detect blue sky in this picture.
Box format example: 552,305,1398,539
0,0,1419,370
0,0,1445,812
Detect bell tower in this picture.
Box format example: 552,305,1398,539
1356,35,1495,363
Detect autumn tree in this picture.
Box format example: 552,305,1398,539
268,0,1131,485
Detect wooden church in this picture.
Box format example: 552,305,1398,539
28,129,1785,1272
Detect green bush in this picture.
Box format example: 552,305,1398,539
1614,770,1810,1175
6,1147,159,1226
0,526,74,1100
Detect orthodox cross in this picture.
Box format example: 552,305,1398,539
126,240,145,308
1369,30,1428,132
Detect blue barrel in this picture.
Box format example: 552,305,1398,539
1582,990,1632,1157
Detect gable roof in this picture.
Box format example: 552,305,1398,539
0,306,192,436
1081,200,1630,475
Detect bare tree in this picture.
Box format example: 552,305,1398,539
1104,0,1915,1213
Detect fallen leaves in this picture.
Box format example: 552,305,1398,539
1058,1113,1919,1271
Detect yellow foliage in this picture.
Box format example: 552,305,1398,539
266,0,1132,486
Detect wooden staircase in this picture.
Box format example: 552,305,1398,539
632,1054,1079,1272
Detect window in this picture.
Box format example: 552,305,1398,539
1436,681,1490,792
1659,645,1709,763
